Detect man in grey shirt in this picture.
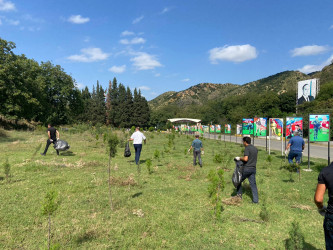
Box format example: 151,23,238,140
188,134,204,167
234,136,259,203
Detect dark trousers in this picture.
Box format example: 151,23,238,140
237,168,259,203
43,139,59,155
134,144,142,165
324,213,333,250
193,150,202,166
288,150,302,164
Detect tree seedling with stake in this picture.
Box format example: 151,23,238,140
107,133,119,211
154,149,160,162
146,159,153,174
41,190,60,250
285,220,305,249
207,168,225,220
3,158,11,183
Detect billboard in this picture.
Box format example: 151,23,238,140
225,124,231,134
216,125,221,133
236,124,242,135
210,125,215,133
254,117,267,137
242,118,254,135
203,126,209,133
309,114,330,142
269,118,283,138
297,79,319,105
286,117,303,139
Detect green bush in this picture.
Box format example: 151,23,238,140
146,159,153,174
213,153,223,164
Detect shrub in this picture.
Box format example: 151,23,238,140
285,220,305,249
146,159,153,174
154,150,160,161
213,154,223,164
207,168,225,220
3,158,10,182
149,127,154,132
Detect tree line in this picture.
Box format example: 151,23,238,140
0,38,150,127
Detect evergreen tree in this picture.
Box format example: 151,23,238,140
107,77,118,126
124,87,133,127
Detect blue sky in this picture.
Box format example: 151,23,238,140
1,0,333,100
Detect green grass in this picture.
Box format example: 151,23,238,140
0,129,328,249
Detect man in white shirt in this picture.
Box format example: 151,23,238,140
129,127,146,165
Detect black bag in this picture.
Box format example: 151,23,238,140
124,142,131,157
232,160,243,188
53,140,70,151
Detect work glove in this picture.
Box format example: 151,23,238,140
49,139,53,142
234,157,240,161
318,206,327,216
202,151,204,155
188,149,191,153
285,150,288,155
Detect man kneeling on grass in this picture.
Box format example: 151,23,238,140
233,136,259,204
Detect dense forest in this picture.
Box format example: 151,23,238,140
0,38,150,128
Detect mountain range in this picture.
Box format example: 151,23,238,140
149,64,333,111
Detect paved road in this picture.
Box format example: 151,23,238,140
203,133,332,162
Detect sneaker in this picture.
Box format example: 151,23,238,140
40,153,46,156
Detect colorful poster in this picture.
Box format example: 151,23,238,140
198,125,203,134
210,125,215,133
216,125,221,133
186,126,190,132
286,117,303,139
297,79,318,105
181,124,186,132
236,124,242,135
225,124,231,134
203,126,209,133
242,118,254,135
309,114,330,142
269,118,283,138
254,117,267,137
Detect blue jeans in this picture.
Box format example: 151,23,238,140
288,151,302,164
134,144,142,165
324,213,333,249
237,168,258,203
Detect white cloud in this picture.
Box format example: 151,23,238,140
0,0,15,11
76,83,85,89
68,15,90,24
155,73,161,77
182,78,190,82
0,16,19,25
132,15,144,24
160,7,171,14
291,45,330,57
120,37,146,45
108,65,126,73
298,54,333,74
138,86,151,91
121,30,135,36
330,25,333,30
130,52,162,70
67,48,110,62
209,44,258,63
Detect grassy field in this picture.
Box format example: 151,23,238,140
0,127,329,249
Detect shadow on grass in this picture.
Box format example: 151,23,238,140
0,176,4,181
0,136,27,144
75,230,97,245
283,179,295,183
132,192,143,198
284,239,320,250
60,151,76,156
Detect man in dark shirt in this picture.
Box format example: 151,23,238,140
234,136,259,203
188,134,204,167
41,124,60,156
314,162,333,249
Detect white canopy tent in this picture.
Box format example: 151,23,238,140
167,118,201,124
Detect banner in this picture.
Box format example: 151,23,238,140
297,79,318,105
236,124,242,135
309,114,330,142
242,118,254,135
215,125,221,133
225,124,231,134
203,125,209,133
254,117,267,137
181,124,186,132
198,125,203,134
269,118,283,138
210,125,215,133
286,117,303,139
